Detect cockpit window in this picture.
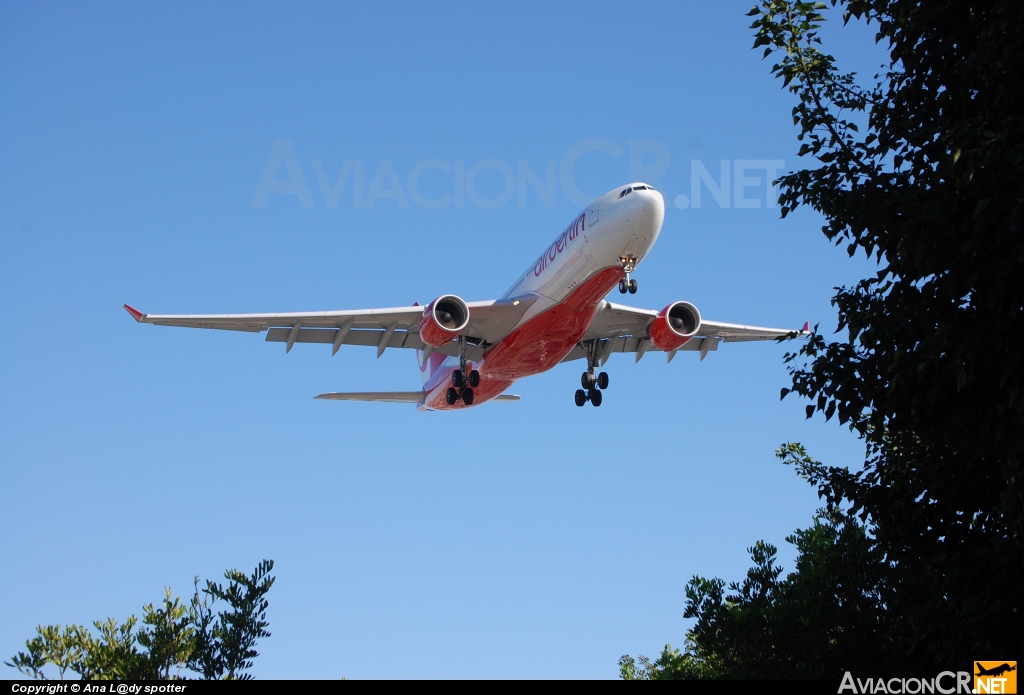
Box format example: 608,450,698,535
633,185,647,190
619,187,633,198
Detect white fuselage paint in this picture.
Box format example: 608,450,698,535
501,183,665,327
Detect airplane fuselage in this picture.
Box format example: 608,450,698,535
420,183,665,410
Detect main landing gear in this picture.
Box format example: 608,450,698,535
445,368,480,406
445,337,480,406
575,373,608,408
574,340,609,407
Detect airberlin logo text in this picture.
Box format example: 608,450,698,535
534,213,584,278
838,671,973,694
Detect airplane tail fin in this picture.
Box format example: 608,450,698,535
416,348,448,386
412,301,445,386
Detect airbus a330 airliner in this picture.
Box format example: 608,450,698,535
125,183,807,410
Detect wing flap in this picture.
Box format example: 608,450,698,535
560,334,721,362
264,327,487,360
266,327,422,349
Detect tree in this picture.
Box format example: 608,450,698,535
6,560,275,680
750,0,1023,664
619,642,716,681
621,446,894,680
189,559,275,680
623,1,1023,671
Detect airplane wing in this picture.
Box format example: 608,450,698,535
561,300,808,364
124,294,540,361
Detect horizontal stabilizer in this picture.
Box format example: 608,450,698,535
314,391,521,404
315,391,425,403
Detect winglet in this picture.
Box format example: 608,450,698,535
801,321,810,333
124,304,144,322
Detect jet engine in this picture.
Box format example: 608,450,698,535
648,301,701,352
418,294,470,347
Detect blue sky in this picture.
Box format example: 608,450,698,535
1,1,887,679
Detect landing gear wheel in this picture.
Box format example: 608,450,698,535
618,279,628,294
468,370,480,388
589,389,603,407
462,388,475,406
445,387,459,405
451,370,464,387
597,372,609,389
575,389,587,407
628,279,638,294
581,371,596,389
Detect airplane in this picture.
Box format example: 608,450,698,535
975,664,1016,678
124,182,808,411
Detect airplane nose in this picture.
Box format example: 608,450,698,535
636,188,665,234
611,185,665,260
646,189,665,219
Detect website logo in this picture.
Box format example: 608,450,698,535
974,662,1017,694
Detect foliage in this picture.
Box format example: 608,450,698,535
188,559,275,680
619,641,719,681
750,0,1024,664
6,560,275,680
620,0,1023,676
622,446,895,679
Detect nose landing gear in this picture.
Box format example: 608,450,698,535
618,255,639,294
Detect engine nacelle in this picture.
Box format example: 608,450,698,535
648,301,701,352
418,294,470,347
